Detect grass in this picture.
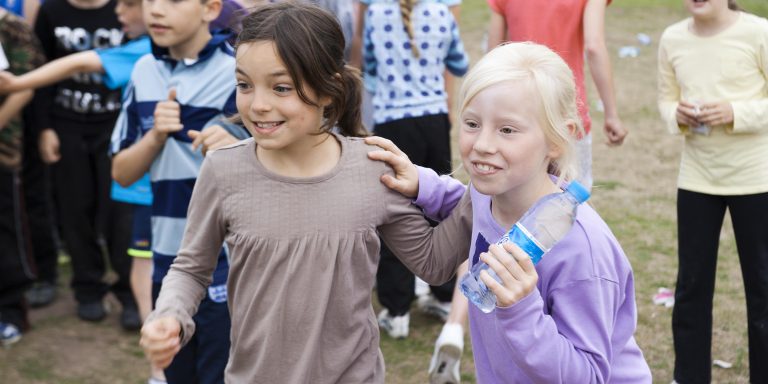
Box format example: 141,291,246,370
1,1,765,383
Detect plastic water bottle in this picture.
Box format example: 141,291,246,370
459,181,591,313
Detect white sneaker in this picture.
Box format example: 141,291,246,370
418,294,451,322
377,309,409,339
415,277,431,297
428,323,463,384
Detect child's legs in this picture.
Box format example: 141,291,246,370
374,117,433,315
21,121,58,285
0,169,34,331
53,131,107,304
129,204,153,320
376,245,415,316
416,114,456,302
672,189,725,383
728,192,768,383
106,201,136,307
574,133,593,190
193,295,231,384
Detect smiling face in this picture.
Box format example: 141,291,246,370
684,0,731,20
116,0,146,39
235,41,330,153
459,80,561,202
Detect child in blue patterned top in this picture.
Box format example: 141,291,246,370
361,0,468,346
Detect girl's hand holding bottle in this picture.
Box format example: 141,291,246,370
478,242,538,308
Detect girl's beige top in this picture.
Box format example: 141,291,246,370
148,134,473,383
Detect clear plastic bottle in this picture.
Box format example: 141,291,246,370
459,181,591,313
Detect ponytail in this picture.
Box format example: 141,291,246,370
399,0,420,58
326,65,367,137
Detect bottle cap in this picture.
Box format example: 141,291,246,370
565,181,590,204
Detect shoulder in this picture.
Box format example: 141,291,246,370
739,12,768,34
133,53,158,70
539,204,630,288
660,18,689,43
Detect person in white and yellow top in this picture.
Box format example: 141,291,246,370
657,0,768,383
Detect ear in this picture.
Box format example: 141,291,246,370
202,0,223,23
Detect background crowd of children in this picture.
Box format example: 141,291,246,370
0,0,765,383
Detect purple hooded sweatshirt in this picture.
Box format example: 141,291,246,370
415,167,652,383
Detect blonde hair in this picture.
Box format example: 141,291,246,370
458,42,582,186
399,0,420,58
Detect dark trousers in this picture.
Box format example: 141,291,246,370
673,189,768,383
0,169,36,330
152,283,231,384
374,114,456,315
21,120,58,284
52,129,134,307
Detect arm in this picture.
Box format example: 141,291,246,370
379,187,473,286
0,51,102,94
711,31,768,133
486,10,506,52
491,235,623,383
113,89,183,186
445,16,469,77
0,90,33,128
657,38,694,135
142,155,226,366
583,0,626,145
23,0,41,26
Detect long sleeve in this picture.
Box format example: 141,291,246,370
379,187,473,286
657,39,685,135
414,165,467,221
445,17,469,77
732,30,768,133
147,155,227,344
493,278,620,383
491,225,628,384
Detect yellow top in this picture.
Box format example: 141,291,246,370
658,12,768,195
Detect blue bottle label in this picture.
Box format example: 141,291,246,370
505,223,546,265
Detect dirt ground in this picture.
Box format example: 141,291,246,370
0,1,761,383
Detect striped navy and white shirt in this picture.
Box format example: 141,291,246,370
111,30,247,300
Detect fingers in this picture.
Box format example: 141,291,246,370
188,130,203,150
367,148,408,169
189,126,238,155
364,136,406,158
478,243,538,307
140,317,181,368
154,90,183,134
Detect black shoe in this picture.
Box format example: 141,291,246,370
120,306,141,331
77,301,106,322
25,282,58,308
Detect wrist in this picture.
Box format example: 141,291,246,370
148,128,169,146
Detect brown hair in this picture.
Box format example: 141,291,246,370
399,0,420,58
235,2,367,137
728,0,741,11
